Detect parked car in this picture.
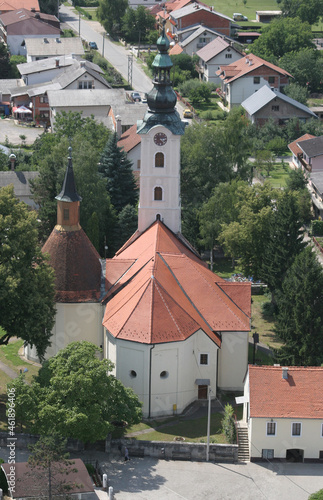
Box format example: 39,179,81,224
89,41,98,49
131,92,141,102
233,13,248,21
183,109,193,118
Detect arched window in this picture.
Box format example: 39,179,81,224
155,152,164,168
154,186,163,201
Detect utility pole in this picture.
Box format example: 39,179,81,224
252,332,259,365
102,33,105,57
206,387,211,461
128,54,133,88
78,11,81,37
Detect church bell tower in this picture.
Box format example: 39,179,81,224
137,24,186,234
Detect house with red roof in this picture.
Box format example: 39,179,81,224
242,365,323,462
0,0,39,14
169,3,234,38
216,53,291,109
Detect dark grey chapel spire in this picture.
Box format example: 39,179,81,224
55,146,82,203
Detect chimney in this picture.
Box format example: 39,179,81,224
116,115,122,139
282,367,288,380
245,57,249,64
9,153,16,171
55,58,59,67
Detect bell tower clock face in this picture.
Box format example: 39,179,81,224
154,132,167,146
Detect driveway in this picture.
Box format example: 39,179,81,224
0,118,44,146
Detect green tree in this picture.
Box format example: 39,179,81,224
0,186,55,359
255,149,274,177
280,49,323,93
30,113,115,254
286,168,308,191
309,490,323,500
86,211,100,251
198,180,247,269
0,42,10,79
10,342,142,442
260,191,306,299
222,404,236,444
39,0,59,15
98,132,138,213
122,6,155,43
27,434,80,499
275,247,323,365
114,204,138,250
97,0,128,34
283,82,309,105
277,0,323,25
251,17,314,60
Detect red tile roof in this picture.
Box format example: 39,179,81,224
2,459,94,498
169,43,183,55
218,53,292,84
42,227,101,303
0,0,40,12
249,365,323,419
117,123,141,153
103,221,251,345
288,133,316,157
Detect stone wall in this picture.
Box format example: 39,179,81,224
107,438,238,462
0,432,85,452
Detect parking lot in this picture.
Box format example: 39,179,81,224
0,118,44,146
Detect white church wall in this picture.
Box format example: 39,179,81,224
25,302,104,361
217,331,248,391
106,329,218,417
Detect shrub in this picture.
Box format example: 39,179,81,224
309,490,323,500
312,220,323,236
221,404,236,444
85,463,95,475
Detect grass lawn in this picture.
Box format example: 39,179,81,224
202,0,277,20
212,257,243,279
251,295,282,349
257,162,291,188
0,339,40,384
127,413,227,443
82,7,99,22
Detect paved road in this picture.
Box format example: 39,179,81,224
0,118,43,146
59,4,153,94
1,445,322,500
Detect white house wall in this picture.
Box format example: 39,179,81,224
249,417,323,460
23,66,67,86
7,34,57,56
202,49,242,85
105,329,219,417
25,302,104,361
127,144,141,172
228,77,268,108
217,331,248,391
50,105,110,131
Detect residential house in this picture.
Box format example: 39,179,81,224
47,89,118,130
0,78,23,115
17,53,95,85
241,85,317,126
170,25,236,57
2,459,95,499
288,135,323,218
197,36,243,85
25,36,84,62
155,0,194,33
0,8,60,55
10,60,111,124
170,3,234,38
28,28,251,418
242,365,323,462
0,0,39,14
0,170,39,208
217,53,291,109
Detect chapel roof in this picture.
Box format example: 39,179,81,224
249,365,323,419
103,220,251,345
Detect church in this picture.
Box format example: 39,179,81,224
27,27,251,417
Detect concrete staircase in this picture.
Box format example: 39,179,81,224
237,425,249,462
